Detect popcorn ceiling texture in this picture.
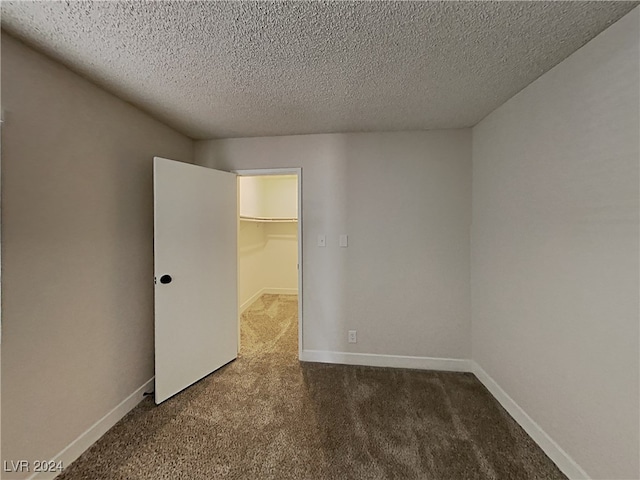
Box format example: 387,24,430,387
1,1,637,139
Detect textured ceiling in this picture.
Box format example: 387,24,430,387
1,1,638,139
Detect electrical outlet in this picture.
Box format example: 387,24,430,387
348,330,357,343
317,234,326,247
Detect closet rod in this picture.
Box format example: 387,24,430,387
239,215,297,223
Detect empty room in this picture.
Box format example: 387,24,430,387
1,1,638,480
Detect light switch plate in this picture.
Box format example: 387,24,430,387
339,234,348,247
317,234,326,247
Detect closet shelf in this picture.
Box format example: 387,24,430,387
240,215,297,223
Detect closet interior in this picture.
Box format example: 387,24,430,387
238,175,299,315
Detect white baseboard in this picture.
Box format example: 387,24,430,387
239,288,298,314
28,377,155,480
470,362,589,480
262,287,298,295
239,289,265,314
300,349,471,372
19,356,584,480
298,352,587,479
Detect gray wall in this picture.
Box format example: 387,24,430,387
1,33,194,475
196,130,472,360
4,6,638,478
471,8,639,479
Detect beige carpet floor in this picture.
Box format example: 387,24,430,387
58,294,566,480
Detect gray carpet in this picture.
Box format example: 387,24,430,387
58,294,566,479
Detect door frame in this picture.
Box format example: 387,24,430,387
233,168,303,358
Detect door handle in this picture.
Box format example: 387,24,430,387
160,274,172,284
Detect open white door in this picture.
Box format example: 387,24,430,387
153,157,237,404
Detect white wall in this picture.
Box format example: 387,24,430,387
239,175,298,219
1,33,194,477
238,221,267,308
238,175,299,311
238,221,298,311
238,176,264,218
197,130,472,360
262,222,298,293
471,8,639,480
263,176,298,219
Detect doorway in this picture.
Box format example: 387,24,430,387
235,168,303,359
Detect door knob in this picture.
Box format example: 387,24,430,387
160,274,172,284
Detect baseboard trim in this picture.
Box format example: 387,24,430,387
300,349,471,372
262,287,298,295
470,362,589,480
240,288,298,314
28,377,155,480
299,352,588,478
239,289,265,314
